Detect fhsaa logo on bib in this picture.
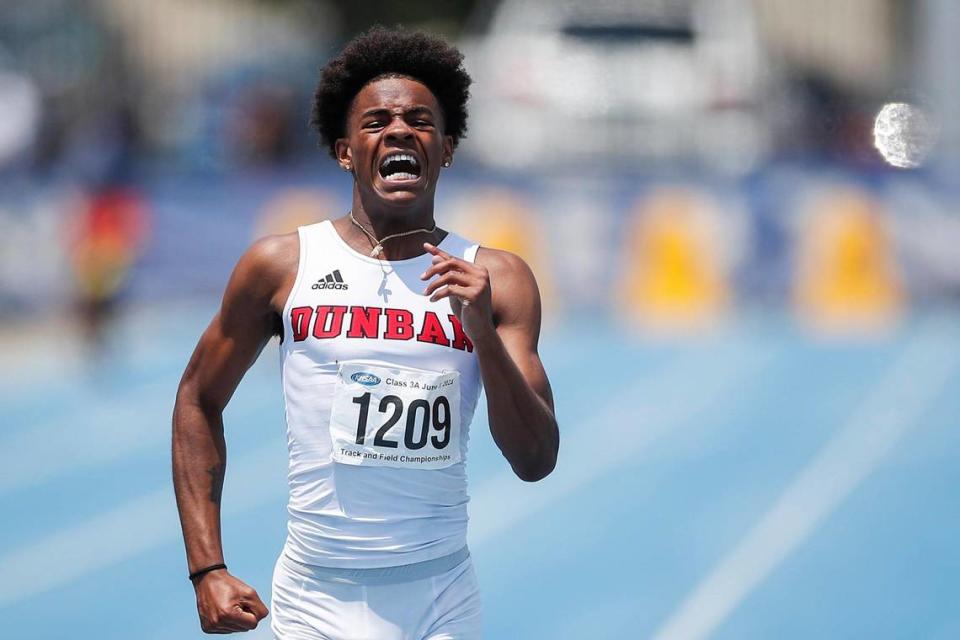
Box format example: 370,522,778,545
351,372,381,386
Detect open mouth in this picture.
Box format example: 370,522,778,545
378,152,421,182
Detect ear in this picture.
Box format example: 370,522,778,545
442,135,454,166
334,139,353,171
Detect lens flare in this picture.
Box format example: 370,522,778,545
873,102,938,169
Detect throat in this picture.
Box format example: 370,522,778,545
342,212,442,260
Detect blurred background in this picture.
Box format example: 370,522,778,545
2,0,959,638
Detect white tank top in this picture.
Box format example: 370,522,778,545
278,220,482,568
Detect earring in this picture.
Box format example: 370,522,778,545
443,160,451,167
343,164,351,172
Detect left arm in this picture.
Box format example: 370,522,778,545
422,243,559,481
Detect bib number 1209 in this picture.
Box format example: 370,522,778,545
351,393,452,450
330,363,461,469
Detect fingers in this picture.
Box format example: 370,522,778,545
428,282,478,304
243,592,270,620
420,256,476,281
420,243,485,280
423,242,450,260
201,617,248,633
222,590,269,630
202,608,260,633
230,608,261,630
420,243,491,309
423,270,473,298
198,581,269,634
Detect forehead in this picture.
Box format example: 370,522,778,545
349,76,441,117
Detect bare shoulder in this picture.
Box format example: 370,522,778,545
474,247,540,324
243,232,299,277
230,232,299,313
474,247,536,286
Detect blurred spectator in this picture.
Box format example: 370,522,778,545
0,70,40,170
225,82,300,166
66,185,149,354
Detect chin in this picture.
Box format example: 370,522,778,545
381,195,421,211
372,178,432,209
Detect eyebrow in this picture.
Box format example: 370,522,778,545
359,106,435,118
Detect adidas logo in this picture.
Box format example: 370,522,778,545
312,269,349,290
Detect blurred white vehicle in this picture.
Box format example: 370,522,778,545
460,0,771,171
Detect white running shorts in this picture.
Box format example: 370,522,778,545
270,550,482,639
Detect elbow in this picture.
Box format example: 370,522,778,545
175,378,225,417
512,440,558,483
514,456,556,482
515,464,553,483
516,418,559,482
172,384,225,439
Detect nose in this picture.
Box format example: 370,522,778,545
384,115,414,141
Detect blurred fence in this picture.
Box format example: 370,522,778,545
2,0,960,333
3,163,958,333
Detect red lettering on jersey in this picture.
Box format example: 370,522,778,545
312,305,348,339
448,314,474,352
384,308,414,340
346,306,381,339
291,306,313,342
417,310,451,347
293,305,473,351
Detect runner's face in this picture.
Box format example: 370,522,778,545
338,76,452,210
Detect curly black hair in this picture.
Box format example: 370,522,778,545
311,26,472,158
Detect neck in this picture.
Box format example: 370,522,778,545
351,193,435,237
341,192,442,260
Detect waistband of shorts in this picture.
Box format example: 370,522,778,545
280,546,470,586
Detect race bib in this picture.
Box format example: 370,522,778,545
329,362,461,470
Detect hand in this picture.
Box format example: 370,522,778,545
193,570,269,634
421,243,495,343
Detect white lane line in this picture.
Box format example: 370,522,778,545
0,380,170,494
0,338,773,609
0,301,217,392
469,341,777,546
146,339,778,640
651,329,960,640
0,380,275,496
0,444,286,608
0,333,777,614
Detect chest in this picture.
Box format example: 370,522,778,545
285,261,476,373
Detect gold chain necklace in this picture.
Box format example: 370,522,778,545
348,210,437,258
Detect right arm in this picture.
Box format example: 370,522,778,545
172,233,296,633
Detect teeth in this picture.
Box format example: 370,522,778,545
384,172,418,181
380,153,419,168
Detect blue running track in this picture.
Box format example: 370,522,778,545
2,304,959,639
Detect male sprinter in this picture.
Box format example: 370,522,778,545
172,27,559,639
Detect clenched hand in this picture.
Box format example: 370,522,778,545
194,570,269,634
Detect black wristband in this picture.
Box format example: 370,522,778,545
188,563,226,582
